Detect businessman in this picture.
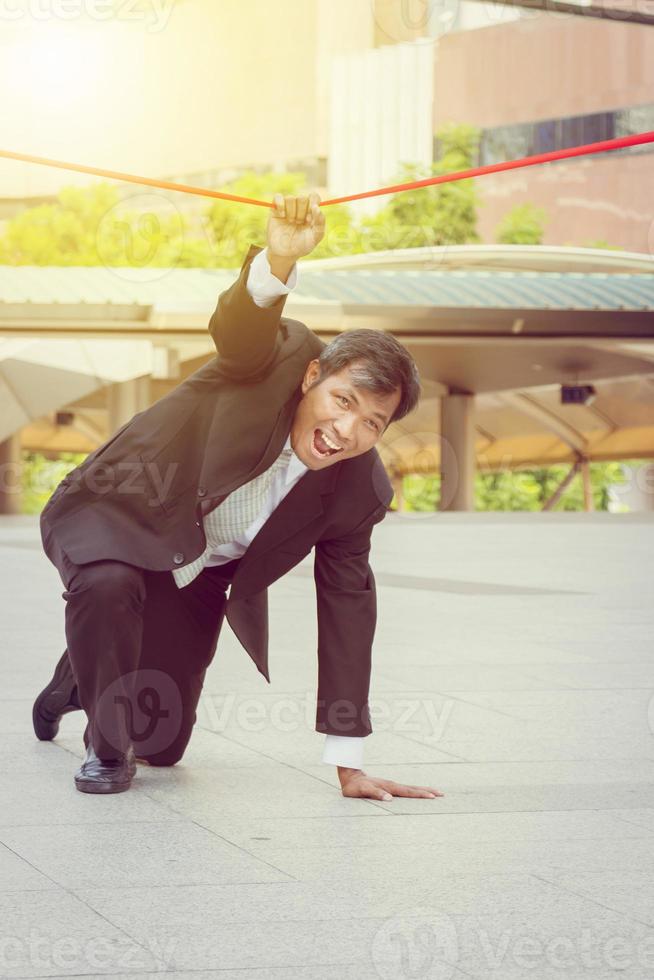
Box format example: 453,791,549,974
34,192,443,803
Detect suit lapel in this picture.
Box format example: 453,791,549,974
199,385,302,514
242,459,340,564
227,457,340,603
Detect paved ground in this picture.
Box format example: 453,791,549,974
1,510,653,980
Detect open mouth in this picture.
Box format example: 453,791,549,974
311,428,344,459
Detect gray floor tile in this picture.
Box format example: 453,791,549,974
533,870,654,928
1,513,652,979
0,766,184,827
135,764,388,820
0,821,290,890
0,841,59,891
0,889,168,976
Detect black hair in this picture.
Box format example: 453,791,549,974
310,329,421,426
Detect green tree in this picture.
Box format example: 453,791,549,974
495,202,547,245
0,184,118,265
402,473,440,511
473,462,627,511
0,182,215,267
393,461,629,512
359,122,481,252
579,239,623,251
0,129,481,269
204,171,356,266
205,172,305,268
21,452,86,515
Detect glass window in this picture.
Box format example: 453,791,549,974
560,115,583,149
585,112,614,144
478,103,653,166
480,123,533,166
534,119,557,154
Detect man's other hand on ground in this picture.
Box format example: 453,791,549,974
337,766,444,801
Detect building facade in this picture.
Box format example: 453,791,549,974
2,1,650,250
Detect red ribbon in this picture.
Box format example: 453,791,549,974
321,130,654,205
1,130,653,208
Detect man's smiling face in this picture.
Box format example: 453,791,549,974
290,358,401,470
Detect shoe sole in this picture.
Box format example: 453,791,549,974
32,701,55,741
74,777,133,794
33,656,79,741
74,749,136,792
33,696,80,741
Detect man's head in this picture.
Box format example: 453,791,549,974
290,329,421,470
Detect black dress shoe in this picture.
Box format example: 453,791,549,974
74,744,137,794
33,650,82,741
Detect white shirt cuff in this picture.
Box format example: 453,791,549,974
322,734,364,768
246,246,298,308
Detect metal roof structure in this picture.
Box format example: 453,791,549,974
0,257,653,317
1,245,653,472
306,269,653,316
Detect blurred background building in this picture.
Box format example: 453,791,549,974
2,0,652,248
0,0,652,514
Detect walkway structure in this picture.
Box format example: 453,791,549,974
0,244,652,513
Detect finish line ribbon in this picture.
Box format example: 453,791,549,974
1,130,653,208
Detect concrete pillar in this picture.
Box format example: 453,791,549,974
580,457,594,512
440,393,476,512
152,346,180,380
391,474,404,513
0,432,22,516
107,377,151,434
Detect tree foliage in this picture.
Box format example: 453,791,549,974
495,202,547,245
358,122,481,252
396,461,631,513
21,452,86,515
203,171,355,265
0,123,490,268
0,183,213,267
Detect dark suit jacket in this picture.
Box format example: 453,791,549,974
40,244,393,738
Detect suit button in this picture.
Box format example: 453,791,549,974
195,521,200,527
197,487,207,497
173,552,184,564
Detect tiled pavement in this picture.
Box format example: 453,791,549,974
1,510,653,979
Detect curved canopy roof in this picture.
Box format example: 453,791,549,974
1,245,652,468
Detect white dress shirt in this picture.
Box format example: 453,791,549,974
242,246,365,772
201,432,307,568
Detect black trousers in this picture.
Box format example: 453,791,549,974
48,540,240,763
